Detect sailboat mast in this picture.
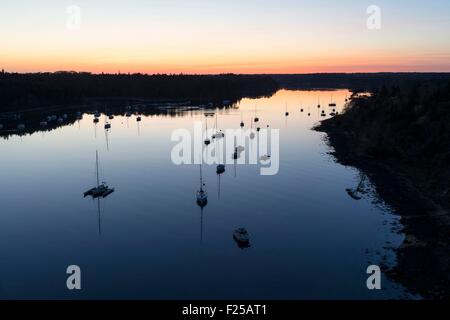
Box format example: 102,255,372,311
96,150,100,188
200,164,202,188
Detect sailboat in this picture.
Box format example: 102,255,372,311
216,135,225,200
212,113,224,139
104,113,111,130
329,94,337,107
204,114,211,146
254,105,259,123
346,174,366,200
196,164,208,207
215,130,226,175
84,151,115,198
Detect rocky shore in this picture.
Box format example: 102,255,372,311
315,82,450,299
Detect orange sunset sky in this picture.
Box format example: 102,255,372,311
1,0,450,74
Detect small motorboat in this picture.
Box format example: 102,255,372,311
204,138,211,146
233,228,250,248
260,154,271,162
216,164,225,175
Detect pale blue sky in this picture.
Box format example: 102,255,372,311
1,0,450,73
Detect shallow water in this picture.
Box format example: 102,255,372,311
0,89,413,299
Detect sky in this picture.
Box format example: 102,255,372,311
1,0,450,74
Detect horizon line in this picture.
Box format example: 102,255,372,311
3,70,450,76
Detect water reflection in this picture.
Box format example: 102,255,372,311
346,174,367,201
0,89,412,299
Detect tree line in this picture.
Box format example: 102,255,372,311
0,72,279,112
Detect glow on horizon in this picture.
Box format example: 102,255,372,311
1,0,450,74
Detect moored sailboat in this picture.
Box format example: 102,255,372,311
84,151,115,198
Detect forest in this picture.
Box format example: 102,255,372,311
0,72,279,112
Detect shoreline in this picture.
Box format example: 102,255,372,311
315,118,450,299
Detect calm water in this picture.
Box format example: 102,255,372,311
0,89,413,299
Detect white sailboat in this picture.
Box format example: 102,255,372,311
212,113,224,139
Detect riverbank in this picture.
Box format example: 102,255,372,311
315,82,450,299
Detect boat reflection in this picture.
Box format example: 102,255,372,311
346,174,367,200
